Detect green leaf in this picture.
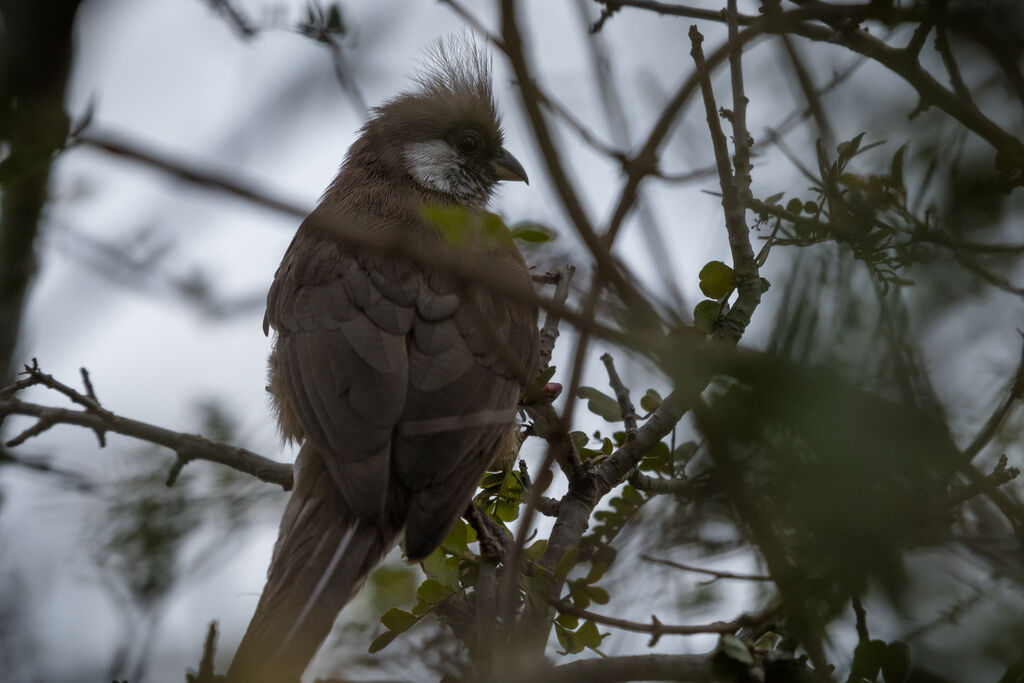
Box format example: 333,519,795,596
586,545,617,584
555,623,584,654
719,634,754,665
698,260,735,299
640,442,671,473
368,630,398,653
620,485,643,507
753,631,782,652
585,585,610,605
555,548,580,578
480,471,507,488
441,520,469,554
882,641,910,683
495,498,519,522
416,579,450,605
764,191,785,205
555,612,579,629
524,572,552,612
511,222,558,243
421,549,460,587
693,300,720,335
526,539,548,560
421,205,512,247
576,387,623,422
577,620,603,648
380,608,417,633
640,388,662,413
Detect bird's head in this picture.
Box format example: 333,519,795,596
357,37,528,209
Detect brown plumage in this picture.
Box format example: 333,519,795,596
226,38,538,682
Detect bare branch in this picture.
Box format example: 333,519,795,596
600,353,637,437
726,0,752,199
538,265,577,370
1,364,293,490
689,25,766,343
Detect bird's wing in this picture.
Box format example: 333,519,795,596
266,226,418,518
394,250,539,559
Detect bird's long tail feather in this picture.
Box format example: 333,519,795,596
227,444,397,683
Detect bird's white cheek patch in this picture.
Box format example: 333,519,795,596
403,140,461,195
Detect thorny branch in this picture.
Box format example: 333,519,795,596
549,596,779,644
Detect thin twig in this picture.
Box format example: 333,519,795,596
642,554,771,582
963,336,1024,462
934,24,973,107
945,454,1020,509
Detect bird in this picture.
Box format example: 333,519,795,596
226,37,539,683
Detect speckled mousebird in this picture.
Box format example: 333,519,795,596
226,38,539,682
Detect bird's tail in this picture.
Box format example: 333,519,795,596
227,443,397,683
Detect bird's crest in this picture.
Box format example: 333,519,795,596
412,34,496,119
367,34,501,140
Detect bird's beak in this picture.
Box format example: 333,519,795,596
493,147,529,184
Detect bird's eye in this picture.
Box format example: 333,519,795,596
455,132,482,155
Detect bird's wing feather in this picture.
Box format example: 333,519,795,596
268,227,414,518
394,249,539,558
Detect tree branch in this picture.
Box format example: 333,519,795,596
0,362,293,490
549,596,778,642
